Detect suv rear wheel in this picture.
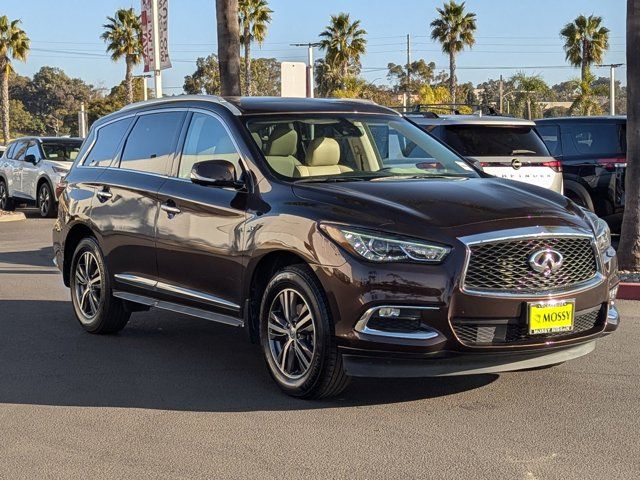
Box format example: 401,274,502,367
0,180,15,211
38,182,55,218
260,265,349,398
70,237,130,334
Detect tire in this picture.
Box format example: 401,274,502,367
0,179,15,211
260,265,350,399
70,237,130,334
38,182,56,218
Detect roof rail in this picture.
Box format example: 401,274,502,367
393,103,502,117
119,94,242,115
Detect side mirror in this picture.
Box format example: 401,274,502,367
190,160,244,189
24,154,38,165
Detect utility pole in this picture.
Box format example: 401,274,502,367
151,0,163,98
404,34,411,108
77,103,88,138
498,75,504,113
134,74,152,101
290,42,321,98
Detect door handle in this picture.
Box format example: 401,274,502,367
96,188,113,201
161,201,181,217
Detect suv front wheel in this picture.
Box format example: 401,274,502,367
70,237,130,334
260,265,350,398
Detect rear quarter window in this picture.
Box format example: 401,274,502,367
536,125,562,157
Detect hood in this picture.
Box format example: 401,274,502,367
292,177,586,233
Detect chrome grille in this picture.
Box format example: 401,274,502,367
452,308,603,346
463,237,598,294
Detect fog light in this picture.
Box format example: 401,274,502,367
378,307,401,318
609,285,618,302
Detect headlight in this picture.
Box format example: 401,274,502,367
52,166,69,175
582,209,611,254
320,224,450,263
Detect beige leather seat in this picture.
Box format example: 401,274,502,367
294,137,353,177
264,125,302,177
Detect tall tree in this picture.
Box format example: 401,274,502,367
217,0,242,96
511,72,550,119
319,13,367,87
387,59,436,96
430,1,476,105
0,16,29,145
238,0,272,95
101,8,142,105
560,14,610,83
618,0,640,270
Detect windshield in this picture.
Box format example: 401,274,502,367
442,125,550,157
42,143,81,162
244,114,478,181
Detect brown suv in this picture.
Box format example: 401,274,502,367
52,96,620,398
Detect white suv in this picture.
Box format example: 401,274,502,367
0,137,82,217
407,111,563,194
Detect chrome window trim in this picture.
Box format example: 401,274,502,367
457,226,604,299
113,273,240,311
355,305,440,340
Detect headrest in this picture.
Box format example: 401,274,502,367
266,125,297,156
305,137,340,167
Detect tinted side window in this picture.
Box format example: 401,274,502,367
179,113,240,178
120,112,185,175
536,125,561,157
84,117,134,167
567,123,623,156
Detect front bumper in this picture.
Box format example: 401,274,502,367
342,340,596,377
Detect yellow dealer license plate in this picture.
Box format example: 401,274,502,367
528,301,575,335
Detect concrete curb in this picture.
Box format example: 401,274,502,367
0,212,26,223
617,282,640,301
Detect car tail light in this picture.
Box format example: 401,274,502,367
480,162,490,167
55,180,67,198
597,157,626,171
541,160,562,172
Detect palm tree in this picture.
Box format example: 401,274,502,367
618,0,640,271
319,13,367,88
238,0,272,96
0,16,29,145
560,14,610,83
101,8,142,105
511,73,549,119
217,0,241,96
568,72,607,116
430,1,476,105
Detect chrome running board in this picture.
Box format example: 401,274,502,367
113,291,244,328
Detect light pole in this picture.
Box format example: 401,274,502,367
290,42,321,98
598,63,624,115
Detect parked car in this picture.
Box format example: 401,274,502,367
0,136,82,217
406,109,563,194
52,96,619,398
535,116,626,232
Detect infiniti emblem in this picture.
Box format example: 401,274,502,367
529,249,564,274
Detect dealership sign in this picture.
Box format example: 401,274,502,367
141,0,171,72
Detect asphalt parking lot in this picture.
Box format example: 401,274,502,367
1,211,639,479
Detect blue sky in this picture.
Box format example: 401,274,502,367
3,0,626,93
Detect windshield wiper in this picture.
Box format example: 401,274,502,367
293,175,371,183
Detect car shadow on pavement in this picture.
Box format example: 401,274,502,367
0,246,57,272
0,300,497,412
